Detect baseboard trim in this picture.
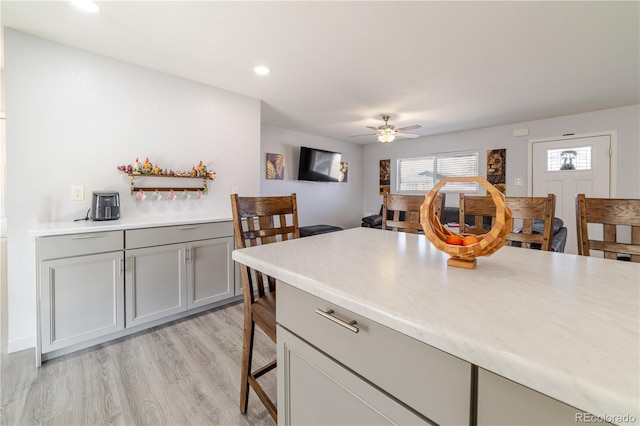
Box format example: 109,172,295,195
8,334,35,353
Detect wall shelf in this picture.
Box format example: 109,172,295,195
128,174,212,194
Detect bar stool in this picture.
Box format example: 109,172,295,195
230,193,300,422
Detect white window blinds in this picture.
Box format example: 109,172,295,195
398,151,479,192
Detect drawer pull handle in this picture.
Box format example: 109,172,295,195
315,309,359,333
178,226,199,230
71,235,104,240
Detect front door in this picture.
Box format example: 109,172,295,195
530,134,612,254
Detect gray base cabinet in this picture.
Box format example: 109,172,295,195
125,243,187,327
37,231,125,355
40,251,124,353
187,237,234,308
277,282,470,426
36,220,237,365
477,369,611,425
278,325,428,425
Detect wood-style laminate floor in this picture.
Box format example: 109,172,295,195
0,302,276,425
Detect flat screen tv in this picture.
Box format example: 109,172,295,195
297,146,342,182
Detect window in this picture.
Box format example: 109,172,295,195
397,151,479,192
546,146,592,171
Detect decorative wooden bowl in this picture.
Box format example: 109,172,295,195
420,176,513,269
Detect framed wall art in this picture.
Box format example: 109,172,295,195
266,153,285,180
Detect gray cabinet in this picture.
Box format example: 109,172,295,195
125,222,236,326
477,369,611,425
277,282,470,425
36,220,237,365
186,237,234,308
125,243,187,327
38,232,124,356
278,325,429,425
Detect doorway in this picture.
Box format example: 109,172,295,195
529,132,615,254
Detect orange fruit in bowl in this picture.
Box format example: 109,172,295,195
445,234,464,246
463,235,480,246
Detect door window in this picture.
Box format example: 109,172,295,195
546,146,592,171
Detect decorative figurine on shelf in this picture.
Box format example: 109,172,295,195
197,161,206,176
142,157,152,174
191,166,197,176
208,170,216,180
117,164,134,174
153,164,160,175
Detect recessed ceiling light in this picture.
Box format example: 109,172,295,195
71,0,101,14
254,66,270,76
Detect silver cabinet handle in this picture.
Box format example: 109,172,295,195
178,226,199,230
71,234,104,240
315,309,359,333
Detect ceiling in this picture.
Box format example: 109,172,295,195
2,1,639,144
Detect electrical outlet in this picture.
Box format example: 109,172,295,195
71,185,84,201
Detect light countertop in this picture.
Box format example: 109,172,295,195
233,227,640,422
29,214,232,237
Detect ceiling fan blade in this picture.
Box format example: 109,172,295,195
395,133,420,139
349,133,377,137
365,126,379,131
395,124,422,132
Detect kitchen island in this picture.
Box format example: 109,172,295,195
232,227,639,425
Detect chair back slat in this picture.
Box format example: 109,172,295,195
505,195,556,251
576,194,640,262
459,194,496,236
632,226,640,263
382,193,445,234
460,194,556,251
231,193,300,302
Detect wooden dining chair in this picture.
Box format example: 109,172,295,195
382,193,445,233
458,194,496,235
575,194,640,262
230,193,300,422
504,194,556,251
460,194,557,251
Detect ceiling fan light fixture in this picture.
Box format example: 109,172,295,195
254,65,270,76
378,130,395,143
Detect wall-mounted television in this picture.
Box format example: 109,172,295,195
297,146,342,182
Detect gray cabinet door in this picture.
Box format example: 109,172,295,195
125,243,186,327
186,237,234,308
277,325,430,426
40,252,124,352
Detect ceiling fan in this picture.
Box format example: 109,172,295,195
350,115,422,143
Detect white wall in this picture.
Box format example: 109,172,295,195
363,105,640,214
261,124,363,230
4,30,261,351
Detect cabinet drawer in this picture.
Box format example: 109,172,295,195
38,231,123,260
277,282,472,425
125,221,233,249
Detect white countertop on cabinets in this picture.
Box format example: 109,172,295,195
29,214,232,237
232,227,640,423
